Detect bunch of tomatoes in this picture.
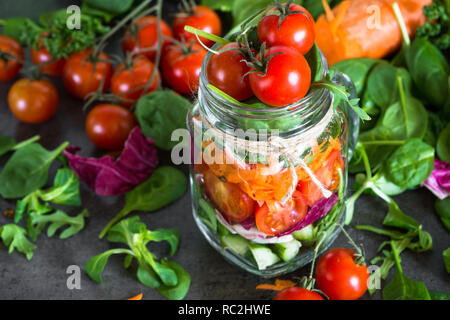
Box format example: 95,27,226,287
207,3,315,107
0,4,222,150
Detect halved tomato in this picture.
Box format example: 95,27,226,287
298,149,344,207
203,169,256,223
255,191,308,236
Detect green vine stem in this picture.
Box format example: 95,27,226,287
184,25,231,45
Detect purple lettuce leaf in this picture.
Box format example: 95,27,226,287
239,215,255,230
279,194,339,237
63,127,158,196
422,159,450,200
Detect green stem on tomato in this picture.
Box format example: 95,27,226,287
184,25,231,45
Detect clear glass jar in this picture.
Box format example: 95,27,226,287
187,46,359,277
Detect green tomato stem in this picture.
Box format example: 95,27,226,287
184,26,231,45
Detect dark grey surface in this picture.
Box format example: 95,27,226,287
0,0,449,300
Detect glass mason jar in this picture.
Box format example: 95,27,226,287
187,46,359,277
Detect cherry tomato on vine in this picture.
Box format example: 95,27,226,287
203,169,256,223
206,43,253,101
298,149,344,207
85,104,137,150
0,35,24,82
258,4,315,55
274,287,324,300
249,46,311,107
8,78,58,124
315,248,369,300
30,34,66,76
111,56,160,107
161,43,207,95
173,5,222,47
62,49,113,100
255,191,307,236
122,16,173,61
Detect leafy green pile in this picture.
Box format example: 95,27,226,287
0,136,89,260
86,216,190,300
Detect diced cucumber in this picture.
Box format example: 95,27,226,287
249,243,280,270
221,234,249,256
271,239,302,262
217,221,231,237
292,225,315,246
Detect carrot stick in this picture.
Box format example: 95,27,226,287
128,293,143,300
256,279,297,291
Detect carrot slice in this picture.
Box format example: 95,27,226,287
128,293,143,300
256,279,297,291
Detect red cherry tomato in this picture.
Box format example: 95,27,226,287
173,5,222,47
315,248,369,300
274,287,324,300
161,43,207,95
298,149,344,207
85,104,137,150
206,43,253,101
203,169,256,223
8,78,58,124
30,34,66,76
122,16,173,61
249,46,311,107
0,35,24,82
62,49,113,100
258,4,315,55
255,191,307,236
111,56,160,107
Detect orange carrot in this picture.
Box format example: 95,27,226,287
128,293,143,300
315,0,431,65
256,279,297,291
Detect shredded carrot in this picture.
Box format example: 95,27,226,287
128,293,143,300
256,279,297,291
322,0,335,21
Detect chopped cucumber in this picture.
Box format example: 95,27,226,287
271,239,302,262
292,225,315,246
249,243,280,270
221,234,249,256
217,221,231,237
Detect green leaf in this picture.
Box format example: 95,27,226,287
85,248,134,284
157,260,191,300
430,291,450,300
0,224,36,260
384,139,435,189
107,216,146,247
135,91,190,150
443,248,450,274
0,142,69,199
146,229,180,256
136,260,161,288
383,201,421,231
435,197,450,232
437,124,450,163
82,0,134,15
30,209,89,239
332,58,381,96
39,168,81,206
202,0,234,11
1,17,40,43
0,136,16,157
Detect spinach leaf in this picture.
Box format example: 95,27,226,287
437,124,450,163
405,38,450,108
0,135,40,157
0,224,36,260
30,209,89,239
444,248,450,274
366,64,412,110
99,166,188,238
435,197,450,232
135,91,190,150
38,168,81,206
332,58,380,96
382,241,431,300
385,139,435,189
305,43,324,82
0,142,69,199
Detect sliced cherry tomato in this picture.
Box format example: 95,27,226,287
206,43,253,101
122,16,173,61
161,43,207,95
298,148,344,207
30,34,66,76
8,78,58,124
315,248,369,300
0,35,24,82
62,49,113,99
203,169,256,223
255,191,307,236
258,4,315,55
249,46,311,107
111,56,160,107
85,104,137,150
173,5,222,47
274,287,324,300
